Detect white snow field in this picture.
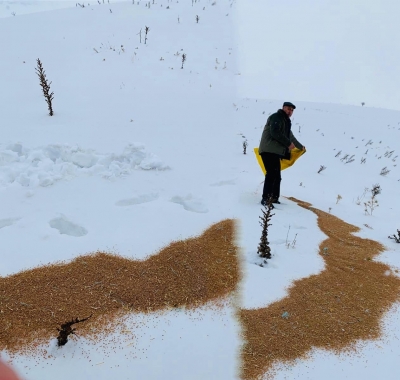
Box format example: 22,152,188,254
234,0,400,111
0,1,77,18
1,1,400,380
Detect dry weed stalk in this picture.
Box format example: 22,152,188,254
35,58,54,116
258,199,274,259
57,314,92,346
364,184,381,215
388,229,400,243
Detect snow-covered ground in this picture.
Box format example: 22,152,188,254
0,1,76,18
1,1,400,379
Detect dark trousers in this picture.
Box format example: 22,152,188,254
261,152,281,200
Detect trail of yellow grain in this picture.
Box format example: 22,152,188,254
240,198,400,380
0,219,241,356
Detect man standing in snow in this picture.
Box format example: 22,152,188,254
258,101,305,206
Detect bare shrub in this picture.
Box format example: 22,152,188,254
35,59,54,116
388,230,400,243
364,184,381,215
258,199,275,260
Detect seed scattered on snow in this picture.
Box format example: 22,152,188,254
240,198,400,380
0,219,241,358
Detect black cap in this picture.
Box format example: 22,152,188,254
283,101,296,109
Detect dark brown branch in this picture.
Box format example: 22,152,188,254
56,314,92,346
388,229,400,243
258,198,275,259
35,58,54,116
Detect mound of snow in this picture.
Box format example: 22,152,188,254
0,143,169,188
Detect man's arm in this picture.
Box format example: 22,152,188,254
289,131,304,150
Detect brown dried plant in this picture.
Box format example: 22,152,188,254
258,199,275,260
56,314,92,346
35,58,54,116
388,229,400,243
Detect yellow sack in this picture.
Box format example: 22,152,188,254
254,147,306,175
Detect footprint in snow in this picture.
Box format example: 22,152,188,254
170,195,208,213
115,193,159,206
289,224,307,230
0,217,21,229
239,192,261,205
49,215,88,237
209,179,236,186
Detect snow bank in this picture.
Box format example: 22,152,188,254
0,143,169,187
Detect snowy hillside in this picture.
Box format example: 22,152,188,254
234,0,400,111
1,1,400,380
0,1,76,18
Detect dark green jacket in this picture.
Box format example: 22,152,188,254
259,109,303,157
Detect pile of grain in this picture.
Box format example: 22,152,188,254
0,219,240,355
240,198,400,380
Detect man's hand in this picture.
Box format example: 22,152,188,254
288,143,295,150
